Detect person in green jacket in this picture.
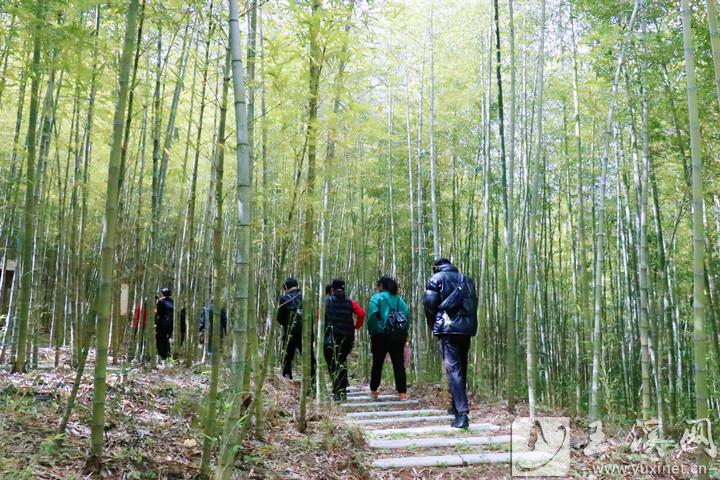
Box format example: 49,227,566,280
366,275,410,399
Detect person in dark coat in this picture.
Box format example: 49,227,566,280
324,278,365,401
277,277,315,380
156,287,174,363
199,301,227,355
423,258,478,428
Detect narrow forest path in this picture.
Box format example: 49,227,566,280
339,384,552,478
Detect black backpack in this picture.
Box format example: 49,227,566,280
278,293,302,328
382,296,409,338
438,274,477,317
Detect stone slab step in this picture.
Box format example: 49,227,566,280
349,415,455,426
344,394,400,401
368,423,501,437
368,434,511,449
346,409,446,419
371,451,551,469
342,399,420,408
326,385,364,392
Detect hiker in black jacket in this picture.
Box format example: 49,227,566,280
156,287,174,363
423,258,478,429
277,277,315,380
199,301,227,356
324,278,365,401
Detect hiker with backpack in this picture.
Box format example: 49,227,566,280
324,278,365,401
198,300,227,358
366,275,410,400
423,258,478,429
277,277,315,380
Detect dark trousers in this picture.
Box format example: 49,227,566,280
370,335,407,394
439,334,471,414
283,327,316,380
324,333,354,397
156,320,172,360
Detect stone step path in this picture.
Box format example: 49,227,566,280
345,394,399,401
371,451,552,469
346,408,446,419
341,399,419,408
348,415,455,426
368,434,511,449
341,385,525,473
368,423,500,437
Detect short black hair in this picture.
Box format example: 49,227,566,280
325,284,332,295
433,257,451,267
161,287,171,297
377,275,398,295
283,277,298,289
331,278,345,291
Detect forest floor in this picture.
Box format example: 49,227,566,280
0,347,370,480
0,348,714,479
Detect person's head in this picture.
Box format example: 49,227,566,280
161,287,172,298
432,257,451,273
377,275,398,295
330,278,345,294
283,277,299,291
325,284,332,295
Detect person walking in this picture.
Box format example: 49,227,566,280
277,277,315,380
423,258,478,428
155,287,174,364
324,278,365,401
366,275,410,400
199,300,227,360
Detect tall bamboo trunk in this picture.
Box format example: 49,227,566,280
146,24,164,364
493,0,516,412
228,0,252,391
87,0,139,466
706,0,720,108
634,87,652,422
12,0,44,374
187,8,216,365
570,10,591,398
589,0,640,420
163,19,192,353
404,76,419,380
200,49,230,478
525,0,546,421
428,3,439,258
243,0,260,402
298,0,322,433
681,0,710,476
215,0,252,476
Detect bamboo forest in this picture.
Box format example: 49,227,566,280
3,0,720,478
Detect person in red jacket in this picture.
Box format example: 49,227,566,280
351,297,365,330
134,300,148,330
317,283,365,330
